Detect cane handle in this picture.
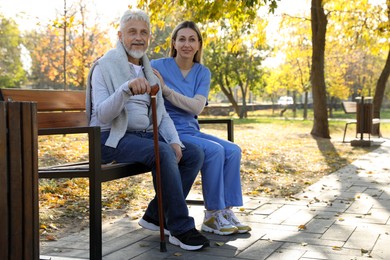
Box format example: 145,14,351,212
150,84,159,97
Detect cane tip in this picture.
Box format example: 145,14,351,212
160,241,167,252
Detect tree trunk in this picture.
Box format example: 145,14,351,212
218,79,240,117
303,90,308,119
372,47,390,135
310,0,330,138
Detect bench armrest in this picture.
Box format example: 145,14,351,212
38,126,98,136
38,126,102,174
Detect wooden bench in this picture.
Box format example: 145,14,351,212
0,88,234,259
341,100,380,142
0,101,40,260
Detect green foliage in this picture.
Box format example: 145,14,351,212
0,15,26,88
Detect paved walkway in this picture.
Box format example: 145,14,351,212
41,139,390,260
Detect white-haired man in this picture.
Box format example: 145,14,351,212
86,9,209,251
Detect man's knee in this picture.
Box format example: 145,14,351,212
182,142,205,165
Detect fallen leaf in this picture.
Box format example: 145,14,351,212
45,235,57,241
40,224,47,230
49,224,59,230
215,242,225,246
298,224,306,231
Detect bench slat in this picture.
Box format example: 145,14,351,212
342,101,357,114
0,89,85,111
38,111,87,128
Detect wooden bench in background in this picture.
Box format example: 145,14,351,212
341,100,380,143
0,101,39,260
0,88,234,259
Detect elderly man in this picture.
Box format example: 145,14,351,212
86,9,209,251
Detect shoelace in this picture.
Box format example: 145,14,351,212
215,211,233,227
223,209,240,225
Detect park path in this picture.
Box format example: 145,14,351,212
41,139,390,260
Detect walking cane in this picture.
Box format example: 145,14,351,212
150,84,167,252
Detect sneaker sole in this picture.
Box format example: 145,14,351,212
201,224,237,235
237,228,251,234
169,235,208,251
138,218,170,236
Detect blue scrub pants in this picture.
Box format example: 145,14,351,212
179,131,243,210
100,131,204,236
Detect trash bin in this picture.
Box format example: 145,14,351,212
356,96,373,137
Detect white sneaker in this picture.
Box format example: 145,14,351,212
201,210,238,235
223,208,251,234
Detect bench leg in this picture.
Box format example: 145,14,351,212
90,178,102,260
343,121,356,143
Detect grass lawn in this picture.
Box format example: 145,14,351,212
38,109,389,240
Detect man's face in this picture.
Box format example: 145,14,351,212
118,19,150,63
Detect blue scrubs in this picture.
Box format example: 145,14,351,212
152,57,243,210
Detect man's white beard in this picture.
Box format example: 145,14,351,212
126,49,145,59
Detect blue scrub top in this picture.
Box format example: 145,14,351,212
151,57,211,132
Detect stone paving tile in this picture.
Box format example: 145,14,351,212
262,229,345,247
102,221,140,242
320,223,355,241
103,240,161,260
41,246,88,259
371,232,390,259
345,185,368,194
41,239,88,251
103,230,152,256
251,202,283,215
281,209,316,226
303,218,335,234
265,248,306,260
281,242,364,260
338,211,389,225
260,205,303,224
41,256,85,260
234,239,283,259
343,225,380,251
345,200,374,215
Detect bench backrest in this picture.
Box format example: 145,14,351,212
0,88,87,129
342,101,357,114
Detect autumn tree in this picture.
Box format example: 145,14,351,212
24,1,112,89
326,0,389,135
0,15,26,88
203,21,267,118
24,28,65,89
269,13,312,118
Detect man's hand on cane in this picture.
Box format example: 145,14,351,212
128,78,151,95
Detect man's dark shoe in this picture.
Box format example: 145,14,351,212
169,228,210,251
138,214,170,236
